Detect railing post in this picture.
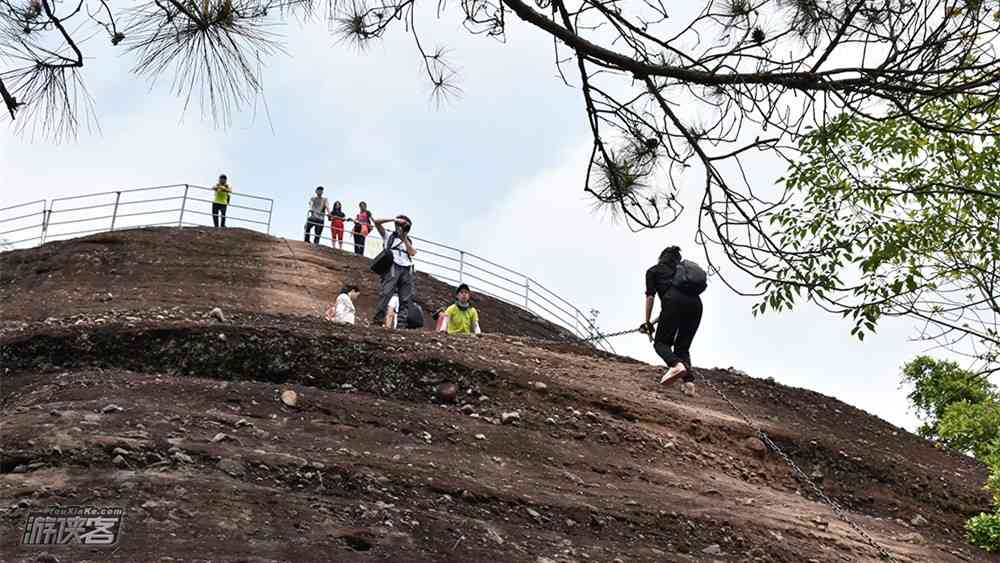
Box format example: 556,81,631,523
266,200,273,234
458,251,465,283
524,278,530,308
178,184,189,227
40,206,51,245
110,191,121,231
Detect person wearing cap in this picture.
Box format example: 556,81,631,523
438,283,481,335
211,174,232,228
304,186,330,244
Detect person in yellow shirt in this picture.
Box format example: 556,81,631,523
438,283,482,335
212,174,232,228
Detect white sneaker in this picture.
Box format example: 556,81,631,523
681,382,697,397
659,364,688,386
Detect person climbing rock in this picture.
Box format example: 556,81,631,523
640,245,706,394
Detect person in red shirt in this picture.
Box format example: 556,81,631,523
328,201,346,251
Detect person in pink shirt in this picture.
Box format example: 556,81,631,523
352,201,372,256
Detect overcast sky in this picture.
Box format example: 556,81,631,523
1,6,969,431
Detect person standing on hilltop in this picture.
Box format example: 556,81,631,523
640,245,707,396
211,174,232,228
372,215,417,328
328,201,347,251
352,201,372,256
304,186,330,244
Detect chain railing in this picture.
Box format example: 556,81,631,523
1,186,613,351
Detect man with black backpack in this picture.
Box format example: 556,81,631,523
371,215,417,328
640,246,707,393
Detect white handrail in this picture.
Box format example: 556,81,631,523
0,185,613,352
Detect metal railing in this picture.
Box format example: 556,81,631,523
0,186,612,352
37,184,273,244
306,221,610,350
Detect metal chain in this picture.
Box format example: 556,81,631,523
579,326,646,342
699,376,899,563
579,319,659,343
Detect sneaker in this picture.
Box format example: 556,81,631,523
681,382,697,397
659,364,688,386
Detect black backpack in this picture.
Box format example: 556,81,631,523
370,233,400,276
673,259,707,296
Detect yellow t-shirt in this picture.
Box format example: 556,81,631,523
213,183,232,204
445,304,479,334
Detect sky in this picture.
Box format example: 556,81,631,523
0,4,965,431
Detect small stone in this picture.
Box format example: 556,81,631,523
12,465,28,474
280,390,298,407
526,507,541,520
235,418,252,428
112,447,129,456
474,434,486,441
585,411,599,421
532,381,548,392
211,432,230,443
210,307,226,322
461,404,476,415
218,458,245,477
701,544,722,555
112,455,127,467
49,410,61,417
437,383,459,403
899,532,927,545
911,514,929,527
501,412,520,425
218,333,227,342
681,382,697,397
172,451,194,464
35,554,60,563
744,437,767,455
101,404,123,414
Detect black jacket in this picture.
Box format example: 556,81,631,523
646,261,679,301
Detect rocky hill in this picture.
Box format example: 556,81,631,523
0,228,995,562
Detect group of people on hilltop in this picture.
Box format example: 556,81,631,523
210,176,707,394
304,186,374,256
325,282,482,336
316,196,483,337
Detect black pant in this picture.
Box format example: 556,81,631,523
304,218,324,244
653,290,702,377
374,264,416,327
353,232,366,255
212,203,227,227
